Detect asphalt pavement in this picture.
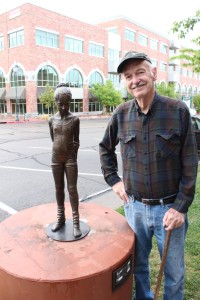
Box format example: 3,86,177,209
0,113,124,211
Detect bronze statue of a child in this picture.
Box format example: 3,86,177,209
48,83,82,238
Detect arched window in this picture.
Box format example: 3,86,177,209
193,86,198,95
181,85,187,95
65,69,83,88
89,71,103,87
188,85,192,96
37,65,59,87
175,83,181,93
0,70,5,88
10,66,25,87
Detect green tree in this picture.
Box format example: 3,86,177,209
39,84,55,110
155,82,178,99
171,10,200,72
193,94,200,113
90,80,123,113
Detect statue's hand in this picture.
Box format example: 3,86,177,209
73,141,79,150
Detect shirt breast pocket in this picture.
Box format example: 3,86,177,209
156,132,181,159
119,134,136,158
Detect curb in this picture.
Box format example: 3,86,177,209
0,115,111,124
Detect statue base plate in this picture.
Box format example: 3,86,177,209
46,219,90,241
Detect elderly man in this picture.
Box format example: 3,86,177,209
99,52,198,300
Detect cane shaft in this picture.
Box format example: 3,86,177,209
154,230,172,300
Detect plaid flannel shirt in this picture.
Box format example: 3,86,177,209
99,92,198,213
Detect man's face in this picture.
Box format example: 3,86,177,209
56,94,70,114
122,60,157,100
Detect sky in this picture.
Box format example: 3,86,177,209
0,0,199,44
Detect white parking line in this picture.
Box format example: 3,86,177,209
0,165,103,176
0,166,50,172
80,187,111,201
29,147,97,152
29,146,51,149
28,146,120,154
0,201,18,215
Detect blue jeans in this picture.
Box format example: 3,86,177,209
124,197,188,300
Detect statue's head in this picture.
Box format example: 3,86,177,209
54,83,72,103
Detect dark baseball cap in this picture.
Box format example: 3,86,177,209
117,51,152,73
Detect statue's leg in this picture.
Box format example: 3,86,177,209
51,163,66,232
65,160,82,238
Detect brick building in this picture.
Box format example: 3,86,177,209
0,3,199,117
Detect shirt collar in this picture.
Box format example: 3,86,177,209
135,92,158,116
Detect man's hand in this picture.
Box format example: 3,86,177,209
112,181,129,203
163,208,185,231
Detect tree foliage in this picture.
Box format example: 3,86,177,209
170,10,200,72
90,80,123,112
155,82,178,99
171,10,200,41
193,94,200,113
39,84,55,109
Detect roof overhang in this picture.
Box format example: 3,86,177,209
6,87,26,99
0,88,6,100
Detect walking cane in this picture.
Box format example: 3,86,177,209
154,230,172,300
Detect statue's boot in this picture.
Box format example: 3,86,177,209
51,206,66,232
73,211,82,238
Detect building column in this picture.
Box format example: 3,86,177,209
83,84,89,112
25,81,38,114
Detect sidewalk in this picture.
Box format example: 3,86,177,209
0,114,45,124
80,188,124,210
0,113,111,124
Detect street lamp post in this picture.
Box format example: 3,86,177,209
13,65,19,121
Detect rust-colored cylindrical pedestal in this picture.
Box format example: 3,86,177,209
0,202,135,300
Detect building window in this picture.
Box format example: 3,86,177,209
0,70,5,88
108,74,120,88
181,85,187,94
66,69,83,88
160,43,168,54
189,70,193,78
10,66,25,87
193,87,198,95
0,36,4,51
0,100,7,114
108,49,120,61
160,62,167,72
175,83,181,94
107,27,118,34
89,42,104,57
188,86,192,95
151,59,158,68
150,39,158,50
37,65,59,87
8,29,24,48
70,99,83,113
175,66,181,74
65,36,83,53
125,29,136,42
36,29,59,48
182,68,188,77
138,34,148,46
89,71,103,87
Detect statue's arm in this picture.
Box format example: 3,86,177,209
48,117,54,142
73,117,80,152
